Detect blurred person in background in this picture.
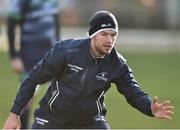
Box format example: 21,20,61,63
6,0,60,128
3,10,174,129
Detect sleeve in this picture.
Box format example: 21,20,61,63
7,18,19,58
7,0,21,58
10,43,66,115
7,0,29,58
114,63,154,117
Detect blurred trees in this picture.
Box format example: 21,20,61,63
1,0,180,29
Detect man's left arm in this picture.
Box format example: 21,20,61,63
114,63,174,119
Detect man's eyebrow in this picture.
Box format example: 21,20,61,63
100,31,117,35
100,31,108,34
100,31,106,33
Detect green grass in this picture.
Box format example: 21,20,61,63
0,51,179,128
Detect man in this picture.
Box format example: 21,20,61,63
6,0,60,128
3,11,174,129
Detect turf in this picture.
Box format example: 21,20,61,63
0,51,179,128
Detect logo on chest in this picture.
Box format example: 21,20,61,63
68,64,83,72
96,72,108,82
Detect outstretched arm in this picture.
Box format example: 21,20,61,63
115,63,174,118
151,96,174,120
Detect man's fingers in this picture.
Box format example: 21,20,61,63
17,117,21,130
164,106,174,111
153,96,158,104
161,100,171,106
17,124,21,130
165,110,174,115
162,115,172,120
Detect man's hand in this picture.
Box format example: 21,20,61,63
3,112,21,129
11,57,24,73
151,96,174,120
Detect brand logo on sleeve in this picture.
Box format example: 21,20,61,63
96,72,108,82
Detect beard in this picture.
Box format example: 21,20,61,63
97,46,112,56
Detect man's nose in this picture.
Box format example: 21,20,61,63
106,35,113,43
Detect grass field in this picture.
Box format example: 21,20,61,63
0,51,179,128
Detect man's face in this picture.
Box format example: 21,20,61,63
92,30,117,56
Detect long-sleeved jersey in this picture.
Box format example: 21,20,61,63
11,38,153,125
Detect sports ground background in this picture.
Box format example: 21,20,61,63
0,26,180,129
